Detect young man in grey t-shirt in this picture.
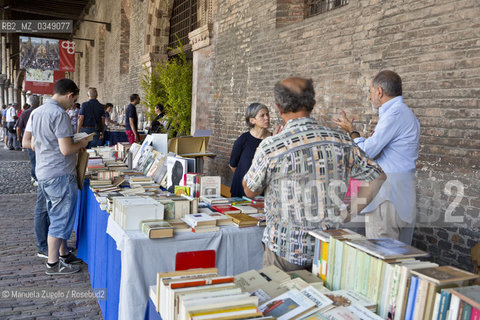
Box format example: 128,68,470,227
23,79,89,275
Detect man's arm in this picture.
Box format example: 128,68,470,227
77,115,84,133
16,126,22,142
22,131,33,150
242,179,263,199
58,137,89,156
99,117,105,138
350,172,386,215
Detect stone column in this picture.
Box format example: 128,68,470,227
1,36,6,78
188,24,213,135
8,84,14,105
21,90,26,106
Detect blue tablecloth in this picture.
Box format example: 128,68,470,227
107,130,129,146
74,181,121,320
144,298,162,320
74,180,264,320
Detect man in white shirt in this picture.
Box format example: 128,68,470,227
6,103,19,150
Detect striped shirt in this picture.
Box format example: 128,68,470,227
244,117,382,265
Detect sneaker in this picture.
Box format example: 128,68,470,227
33,180,38,187
30,177,35,183
37,250,48,259
59,252,82,264
45,260,81,275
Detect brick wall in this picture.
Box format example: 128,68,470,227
197,0,480,270
73,0,148,108
72,0,480,270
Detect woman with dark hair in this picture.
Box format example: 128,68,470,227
229,103,271,197
150,103,168,134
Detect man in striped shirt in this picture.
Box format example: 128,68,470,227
243,77,386,271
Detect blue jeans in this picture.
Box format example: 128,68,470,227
35,186,50,252
27,148,36,180
80,127,100,149
38,174,78,240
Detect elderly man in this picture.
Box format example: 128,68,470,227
243,77,386,271
77,87,105,148
334,70,420,245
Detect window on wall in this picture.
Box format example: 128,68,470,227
305,0,348,17
169,0,198,49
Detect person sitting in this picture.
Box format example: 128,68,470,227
229,103,271,197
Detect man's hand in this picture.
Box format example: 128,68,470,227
134,133,140,142
273,124,284,135
333,110,355,133
77,138,89,149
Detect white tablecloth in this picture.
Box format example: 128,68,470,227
106,217,265,320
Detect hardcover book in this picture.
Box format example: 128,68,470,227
345,238,429,260
410,266,479,285
141,220,174,239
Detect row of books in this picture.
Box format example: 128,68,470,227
151,265,392,320
309,229,479,319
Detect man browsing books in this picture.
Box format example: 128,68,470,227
22,79,89,275
333,70,420,245
243,77,386,272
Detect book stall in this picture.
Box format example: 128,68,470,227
73,134,267,320
143,229,479,320
74,134,479,320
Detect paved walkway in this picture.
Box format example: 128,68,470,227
0,142,103,319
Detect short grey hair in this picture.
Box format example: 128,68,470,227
372,70,402,97
274,79,315,113
28,95,40,107
245,103,268,128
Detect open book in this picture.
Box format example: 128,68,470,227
73,132,96,143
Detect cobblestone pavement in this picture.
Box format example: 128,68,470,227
0,143,103,319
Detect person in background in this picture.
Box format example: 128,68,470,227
229,103,271,197
333,70,420,245
149,103,169,134
68,103,80,134
6,103,20,150
125,94,140,144
18,103,29,119
1,105,7,148
17,95,41,185
102,103,120,146
77,87,105,148
243,77,386,272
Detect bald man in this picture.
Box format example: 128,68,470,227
242,77,386,272
77,87,105,148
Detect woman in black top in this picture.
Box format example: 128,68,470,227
229,103,271,197
150,103,167,134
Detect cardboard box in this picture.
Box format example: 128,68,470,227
168,136,209,156
76,148,89,190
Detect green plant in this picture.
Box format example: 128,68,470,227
141,39,192,137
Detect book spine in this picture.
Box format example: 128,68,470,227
470,307,479,320
440,291,452,320
405,276,419,320
462,304,472,320
320,241,329,282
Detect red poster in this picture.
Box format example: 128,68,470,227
59,40,75,72
24,71,65,95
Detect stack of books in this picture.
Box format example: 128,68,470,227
153,268,263,320
226,213,259,228
141,220,174,239
182,213,219,233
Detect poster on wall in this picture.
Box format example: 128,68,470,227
24,70,65,95
20,36,60,70
20,36,75,94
